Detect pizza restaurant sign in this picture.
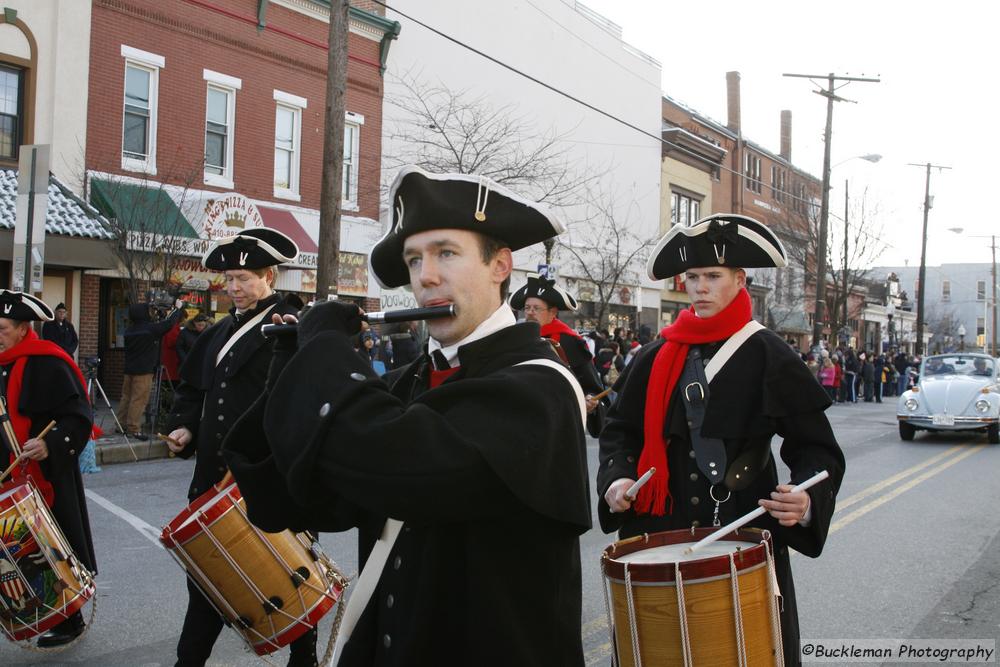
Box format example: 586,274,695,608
203,193,264,239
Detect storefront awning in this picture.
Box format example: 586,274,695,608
89,178,201,239
258,205,318,254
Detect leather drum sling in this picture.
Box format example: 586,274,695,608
678,346,727,484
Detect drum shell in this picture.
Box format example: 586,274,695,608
0,482,95,641
160,483,340,655
602,527,781,667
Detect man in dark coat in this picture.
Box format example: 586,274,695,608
164,228,315,667
117,300,183,439
223,166,591,666
509,272,608,436
598,214,845,667
0,291,95,647
41,302,79,356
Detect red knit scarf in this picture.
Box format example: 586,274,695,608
539,318,581,343
0,329,88,506
635,288,753,516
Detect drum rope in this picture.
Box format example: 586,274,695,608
728,554,748,667
674,563,693,667
623,565,642,667
7,586,98,654
318,555,349,667
764,538,785,667
600,567,618,667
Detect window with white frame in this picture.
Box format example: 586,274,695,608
342,111,363,208
273,90,306,200
744,152,761,194
942,280,951,301
203,70,241,187
670,191,701,227
120,46,164,173
978,280,987,300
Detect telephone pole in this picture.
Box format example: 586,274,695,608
908,162,951,356
842,179,849,330
784,72,879,349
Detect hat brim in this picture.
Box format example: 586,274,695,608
509,274,579,311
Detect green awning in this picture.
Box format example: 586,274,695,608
90,178,201,239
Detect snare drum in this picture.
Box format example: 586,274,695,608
601,527,783,667
0,483,96,642
160,482,344,656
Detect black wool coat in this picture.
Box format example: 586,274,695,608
166,293,299,500
554,332,607,437
224,321,592,667
2,356,96,573
597,327,845,667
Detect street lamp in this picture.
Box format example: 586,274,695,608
958,323,966,352
838,154,883,330
886,301,895,349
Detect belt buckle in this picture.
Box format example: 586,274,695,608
684,381,705,401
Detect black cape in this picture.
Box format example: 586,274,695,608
224,321,591,666
597,327,845,666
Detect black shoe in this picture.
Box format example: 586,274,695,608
130,432,149,441
37,614,85,648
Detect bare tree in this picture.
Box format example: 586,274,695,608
383,72,603,205
925,304,960,353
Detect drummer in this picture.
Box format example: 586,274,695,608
163,228,317,667
597,214,845,666
509,273,607,436
0,291,95,647
223,166,592,665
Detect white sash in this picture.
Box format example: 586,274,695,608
515,358,587,428
214,304,277,367
704,320,765,383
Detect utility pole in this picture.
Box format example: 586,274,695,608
784,72,879,349
315,0,350,301
908,162,951,356
992,235,998,356
842,178,849,332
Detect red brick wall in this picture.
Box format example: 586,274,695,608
87,0,385,221
78,274,102,358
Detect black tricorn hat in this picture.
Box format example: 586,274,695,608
55,302,67,311
202,228,298,271
508,273,579,311
646,213,787,280
0,290,54,322
370,166,565,288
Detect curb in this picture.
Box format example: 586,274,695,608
96,438,172,465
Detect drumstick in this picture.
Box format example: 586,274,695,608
625,467,656,501
683,470,830,556
590,387,613,402
157,433,180,458
216,470,234,490
0,421,57,483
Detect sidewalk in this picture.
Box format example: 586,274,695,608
91,400,172,465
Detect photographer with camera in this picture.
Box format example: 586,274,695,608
117,296,184,440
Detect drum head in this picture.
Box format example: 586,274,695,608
616,539,757,565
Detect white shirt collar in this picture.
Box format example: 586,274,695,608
427,303,516,368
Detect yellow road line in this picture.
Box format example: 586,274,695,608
835,444,966,513
830,445,985,533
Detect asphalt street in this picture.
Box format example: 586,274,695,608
2,399,1000,666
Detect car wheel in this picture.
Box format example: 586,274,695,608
899,422,916,441
988,423,1000,444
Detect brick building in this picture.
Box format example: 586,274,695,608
81,0,398,393
661,72,822,350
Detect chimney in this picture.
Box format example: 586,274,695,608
780,110,792,161
726,71,741,134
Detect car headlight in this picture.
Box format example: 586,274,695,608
976,399,991,413
905,398,919,411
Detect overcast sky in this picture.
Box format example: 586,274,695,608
579,0,999,269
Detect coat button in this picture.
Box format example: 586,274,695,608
689,450,696,459
65,436,71,442
220,382,227,389
689,473,698,482
69,449,76,455
350,372,365,381
691,496,700,505
607,458,614,467
383,634,391,648
218,415,225,421
393,555,402,570
386,594,394,608
319,403,331,417
218,398,224,405
626,456,634,463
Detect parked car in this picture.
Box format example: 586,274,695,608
897,353,1000,443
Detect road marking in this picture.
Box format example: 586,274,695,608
835,444,967,513
85,488,164,549
830,445,985,533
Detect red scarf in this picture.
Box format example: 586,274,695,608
539,318,581,343
635,288,753,516
0,329,89,506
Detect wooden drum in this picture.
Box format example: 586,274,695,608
160,482,344,656
601,527,783,667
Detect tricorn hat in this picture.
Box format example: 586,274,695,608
0,290,54,322
646,213,787,280
370,166,565,288
508,273,579,311
202,228,298,271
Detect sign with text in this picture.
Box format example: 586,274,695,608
202,193,264,239
13,145,49,293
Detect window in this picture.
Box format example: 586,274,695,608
771,166,786,202
342,111,364,208
670,191,701,227
273,90,306,200
978,280,987,300
978,318,986,337
942,280,951,301
744,152,761,194
792,182,808,213
203,70,241,188
120,46,164,173
0,65,24,160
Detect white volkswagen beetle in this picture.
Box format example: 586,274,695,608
897,353,1000,443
